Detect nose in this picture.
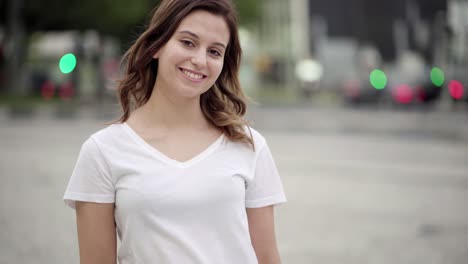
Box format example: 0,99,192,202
190,50,207,67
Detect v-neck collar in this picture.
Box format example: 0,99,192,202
121,122,225,169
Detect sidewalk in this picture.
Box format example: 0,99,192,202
1,102,468,142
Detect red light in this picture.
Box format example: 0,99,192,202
344,80,360,97
415,86,425,102
59,82,75,100
393,84,414,104
41,80,55,100
448,80,464,100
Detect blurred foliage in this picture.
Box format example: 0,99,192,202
16,0,259,40
23,0,156,39
233,0,260,27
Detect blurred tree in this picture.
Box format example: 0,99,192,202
23,0,259,41
23,0,155,41
234,0,260,27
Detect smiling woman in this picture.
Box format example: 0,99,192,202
117,0,250,145
63,1,287,263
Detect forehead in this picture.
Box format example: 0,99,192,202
175,10,230,46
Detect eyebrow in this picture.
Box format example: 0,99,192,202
178,30,227,49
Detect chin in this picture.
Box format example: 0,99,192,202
177,87,209,100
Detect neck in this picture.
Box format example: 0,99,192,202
135,83,210,131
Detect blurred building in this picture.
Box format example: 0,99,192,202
306,0,447,62
258,0,449,61
254,0,452,102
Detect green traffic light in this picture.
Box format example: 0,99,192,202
369,69,387,90
430,67,444,87
59,53,77,74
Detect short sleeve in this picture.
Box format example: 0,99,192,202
245,142,287,208
63,137,115,209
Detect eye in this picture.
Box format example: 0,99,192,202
208,49,222,57
181,40,195,47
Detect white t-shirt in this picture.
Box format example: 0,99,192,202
63,123,286,264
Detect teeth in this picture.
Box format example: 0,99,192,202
182,69,203,79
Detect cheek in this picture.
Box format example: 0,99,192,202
210,60,225,77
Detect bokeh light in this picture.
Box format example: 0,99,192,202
369,69,387,90
40,80,55,100
59,53,77,74
448,80,464,100
295,59,323,82
344,80,361,98
393,84,414,104
430,67,445,87
59,82,75,100
415,86,426,102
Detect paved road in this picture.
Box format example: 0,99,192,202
0,104,467,263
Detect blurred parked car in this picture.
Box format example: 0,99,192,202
386,55,442,107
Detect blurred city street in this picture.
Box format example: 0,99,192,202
0,104,467,264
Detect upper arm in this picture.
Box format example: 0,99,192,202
246,205,282,264
75,201,117,264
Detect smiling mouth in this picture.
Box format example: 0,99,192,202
179,68,206,80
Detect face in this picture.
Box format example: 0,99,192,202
153,10,230,99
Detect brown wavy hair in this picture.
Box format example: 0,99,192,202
114,0,254,149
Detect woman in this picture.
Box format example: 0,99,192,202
63,0,287,263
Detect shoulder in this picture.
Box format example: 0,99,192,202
243,125,267,151
79,123,127,154
89,123,126,144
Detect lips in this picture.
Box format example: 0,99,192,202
179,67,207,81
